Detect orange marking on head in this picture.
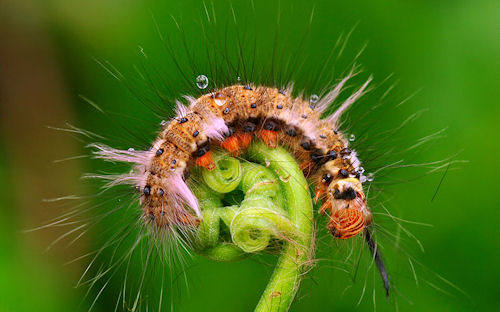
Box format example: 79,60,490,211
259,130,278,148
196,151,216,171
236,133,252,149
329,208,365,239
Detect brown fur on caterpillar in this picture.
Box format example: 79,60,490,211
93,77,373,240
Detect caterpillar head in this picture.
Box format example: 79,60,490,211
327,177,372,239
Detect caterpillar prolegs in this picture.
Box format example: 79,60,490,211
94,80,373,241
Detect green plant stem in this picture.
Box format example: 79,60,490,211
193,185,249,261
193,142,314,311
247,141,314,312
195,157,295,260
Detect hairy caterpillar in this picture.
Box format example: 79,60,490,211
93,80,373,240
34,2,467,311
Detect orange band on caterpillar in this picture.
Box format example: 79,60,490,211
93,81,373,239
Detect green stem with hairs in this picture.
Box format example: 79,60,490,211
247,141,313,312
193,141,314,311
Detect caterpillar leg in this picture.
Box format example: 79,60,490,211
221,135,241,157
177,213,201,227
318,200,331,215
236,132,252,149
259,129,278,148
196,150,216,170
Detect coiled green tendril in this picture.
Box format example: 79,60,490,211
192,141,314,312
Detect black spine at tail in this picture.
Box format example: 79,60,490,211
364,228,390,297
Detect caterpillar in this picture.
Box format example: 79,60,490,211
93,79,373,240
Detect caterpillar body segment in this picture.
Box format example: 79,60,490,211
94,82,373,239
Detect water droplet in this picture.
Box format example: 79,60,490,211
237,76,241,82
349,134,356,141
358,166,365,174
127,147,135,152
196,75,209,89
213,93,226,106
160,120,167,126
367,172,375,182
310,94,319,104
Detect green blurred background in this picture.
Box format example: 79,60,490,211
0,0,499,311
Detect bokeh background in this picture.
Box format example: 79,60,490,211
1,0,499,311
